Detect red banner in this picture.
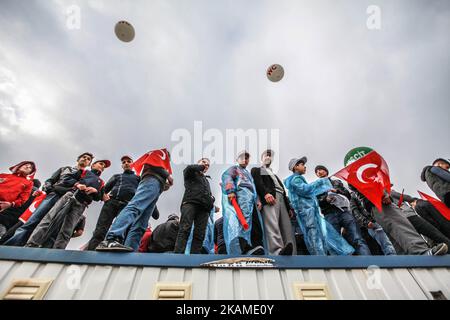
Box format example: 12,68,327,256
132,148,172,176
418,191,450,221
334,150,391,212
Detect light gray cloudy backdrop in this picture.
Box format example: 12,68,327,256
0,0,449,249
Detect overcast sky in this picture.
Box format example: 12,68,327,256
1,0,449,250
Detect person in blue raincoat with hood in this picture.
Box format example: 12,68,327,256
284,156,354,256
221,151,265,255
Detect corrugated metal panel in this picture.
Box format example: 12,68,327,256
1,260,449,300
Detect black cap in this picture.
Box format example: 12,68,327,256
77,152,94,161
315,165,329,175
433,158,450,166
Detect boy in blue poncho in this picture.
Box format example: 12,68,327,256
221,151,265,255
284,157,354,256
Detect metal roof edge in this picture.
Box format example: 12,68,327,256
1,246,450,269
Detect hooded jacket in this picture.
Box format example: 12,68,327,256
0,161,36,207
421,166,450,204
148,215,179,253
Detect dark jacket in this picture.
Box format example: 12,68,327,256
73,169,104,206
104,170,140,202
0,186,39,229
421,166,450,203
250,166,291,208
350,191,376,228
148,216,179,253
142,164,170,191
317,178,351,215
43,166,80,195
181,164,215,211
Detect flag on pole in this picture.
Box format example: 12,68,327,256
334,150,391,212
398,189,405,208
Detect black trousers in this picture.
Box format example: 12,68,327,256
86,199,127,250
415,201,450,239
0,221,23,244
174,203,209,254
408,215,450,247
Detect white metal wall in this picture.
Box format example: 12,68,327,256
0,260,449,300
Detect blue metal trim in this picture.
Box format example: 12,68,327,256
1,246,449,269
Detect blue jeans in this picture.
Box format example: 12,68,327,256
325,210,372,255
367,223,397,255
106,176,161,251
4,193,61,246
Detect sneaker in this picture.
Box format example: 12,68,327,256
151,209,159,220
279,243,293,256
429,243,448,256
24,243,40,248
245,245,265,256
95,240,134,252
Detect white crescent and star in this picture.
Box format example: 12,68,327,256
146,150,166,160
158,150,167,160
356,163,378,184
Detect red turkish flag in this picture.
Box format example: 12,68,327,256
418,191,450,221
334,151,391,212
19,192,47,223
132,148,172,176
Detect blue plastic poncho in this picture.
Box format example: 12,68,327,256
221,165,264,255
284,173,354,256
184,208,215,255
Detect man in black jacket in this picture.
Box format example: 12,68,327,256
174,158,215,254
411,198,450,238
86,155,154,250
148,214,180,253
251,150,295,255
421,158,450,208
